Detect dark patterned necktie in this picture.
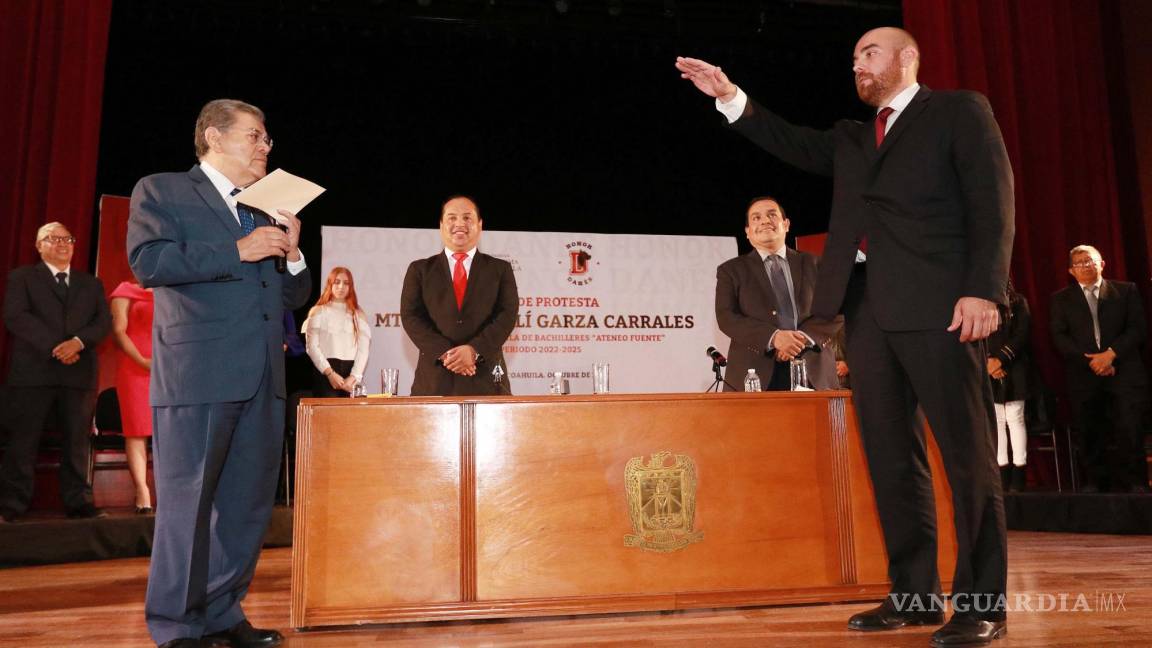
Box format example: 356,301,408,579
230,187,256,235
766,255,796,330
54,272,68,299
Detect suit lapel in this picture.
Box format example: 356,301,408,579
463,252,488,313
36,262,65,303
746,251,777,311
189,165,244,239
875,86,932,162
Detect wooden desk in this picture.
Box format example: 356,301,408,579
291,392,956,628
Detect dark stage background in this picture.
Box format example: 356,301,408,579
94,0,900,261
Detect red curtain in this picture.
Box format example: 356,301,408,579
0,1,112,373
904,0,1147,399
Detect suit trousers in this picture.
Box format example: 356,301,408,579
0,385,95,515
1069,382,1149,490
843,268,1007,620
145,358,284,644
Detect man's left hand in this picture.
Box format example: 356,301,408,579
947,297,1000,342
276,209,303,262
52,338,83,363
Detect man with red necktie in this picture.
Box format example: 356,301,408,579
677,26,1014,647
401,195,519,396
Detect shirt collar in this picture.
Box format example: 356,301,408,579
1079,277,1104,292
43,261,70,276
198,160,240,205
444,247,477,262
756,247,788,262
879,82,921,116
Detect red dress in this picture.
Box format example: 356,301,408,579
110,281,154,438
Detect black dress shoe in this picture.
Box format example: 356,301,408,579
847,600,945,631
136,505,155,514
930,615,1007,646
66,504,107,519
204,620,283,647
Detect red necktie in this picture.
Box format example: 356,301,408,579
452,252,468,309
874,106,895,148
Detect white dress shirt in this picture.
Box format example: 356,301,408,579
302,302,372,381
444,247,477,278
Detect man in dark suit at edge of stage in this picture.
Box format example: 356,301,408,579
1050,244,1151,494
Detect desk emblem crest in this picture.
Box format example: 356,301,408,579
624,451,703,553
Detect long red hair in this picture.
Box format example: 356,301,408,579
311,267,362,336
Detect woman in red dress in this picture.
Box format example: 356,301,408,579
109,281,154,513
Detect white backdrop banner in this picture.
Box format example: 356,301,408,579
319,226,738,395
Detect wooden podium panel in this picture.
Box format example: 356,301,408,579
292,392,956,628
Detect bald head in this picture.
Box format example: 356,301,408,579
852,27,920,107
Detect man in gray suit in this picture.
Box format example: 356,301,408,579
1,222,110,522
128,99,311,648
715,197,840,391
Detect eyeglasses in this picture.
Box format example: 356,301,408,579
1070,261,1099,268
225,127,273,150
41,235,76,245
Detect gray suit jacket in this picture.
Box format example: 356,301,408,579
4,262,110,389
715,248,840,390
126,164,311,406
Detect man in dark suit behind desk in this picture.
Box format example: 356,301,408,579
1,222,111,522
678,26,1014,646
401,196,518,396
1050,244,1150,493
128,99,311,648
716,197,840,391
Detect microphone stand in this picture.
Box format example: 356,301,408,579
705,360,737,393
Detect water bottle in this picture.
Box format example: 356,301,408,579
744,368,762,392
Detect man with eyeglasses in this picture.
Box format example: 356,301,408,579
714,196,841,391
1051,245,1151,494
1,222,111,523
127,99,311,648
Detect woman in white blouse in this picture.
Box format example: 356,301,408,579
302,267,371,396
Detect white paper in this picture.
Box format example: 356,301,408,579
236,168,325,222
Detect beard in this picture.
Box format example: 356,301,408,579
855,57,903,107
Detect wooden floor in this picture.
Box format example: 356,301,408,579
1,531,1149,647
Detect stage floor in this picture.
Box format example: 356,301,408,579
1,531,1149,647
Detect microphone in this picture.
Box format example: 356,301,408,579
706,346,727,367
260,209,289,274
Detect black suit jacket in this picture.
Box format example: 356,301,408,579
731,86,1014,330
4,262,111,389
400,251,519,396
716,248,840,390
1050,279,1149,395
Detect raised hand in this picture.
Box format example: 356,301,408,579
675,56,738,102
